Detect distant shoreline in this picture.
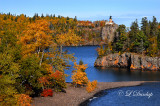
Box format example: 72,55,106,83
32,81,157,106
62,45,100,47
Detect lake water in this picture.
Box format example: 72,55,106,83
63,46,160,82
88,82,160,106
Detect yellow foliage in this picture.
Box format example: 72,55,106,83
97,47,104,56
73,62,87,72
86,80,97,93
18,19,53,56
71,62,88,86
72,70,88,85
56,29,82,46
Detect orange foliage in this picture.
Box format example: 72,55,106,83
73,62,87,72
101,60,104,66
152,65,157,70
96,46,105,56
114,59,118,64
100,21,105,27
16,94,32,106
72,62,88,86
141,65,144,69
39,64,66,89
94,20,105,27
147,63,152,67
130,64,136,69
50,70,65,81
19,19,53,56
72,70,88,85
86,80,97,93
78,21,94,27
158,25,160,29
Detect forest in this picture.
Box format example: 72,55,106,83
0,13,98,105
0,12,160,105
97,16,160,57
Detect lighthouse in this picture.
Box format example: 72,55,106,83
105,16,113,25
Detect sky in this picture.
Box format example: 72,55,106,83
0,0,160,27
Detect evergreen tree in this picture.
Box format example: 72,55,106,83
133,31,149,53
129,19,139,52
114,24,127,52
58,15,61,18
158,24,160,50
41,13,44,18
53,14,55,18
74,16,77,22
147,16,159,56
150,16,159,37
141,17,150,37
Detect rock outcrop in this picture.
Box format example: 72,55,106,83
101,24,118,42
94,53,160,71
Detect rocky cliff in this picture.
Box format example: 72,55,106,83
94,53,160,71
101,24,118,42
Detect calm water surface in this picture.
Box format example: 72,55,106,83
88,82,160,106
63,46,160,82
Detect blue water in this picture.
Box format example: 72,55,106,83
63,46,160,82
88,82,160,106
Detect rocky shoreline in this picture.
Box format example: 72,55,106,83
32,81,151,106
94,53,160,71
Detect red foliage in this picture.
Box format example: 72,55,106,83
50,70,64,81
41,89,53,97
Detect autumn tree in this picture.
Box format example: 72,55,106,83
0,47,20,105
19,19,53,66
0,26,21,105
71,62,88,87
86,80,97,93
55,29,82,56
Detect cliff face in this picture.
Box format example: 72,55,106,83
101,24,118,42
94,53,160,71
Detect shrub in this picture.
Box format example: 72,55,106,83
72,62,88,87
40,89,53,97
73,62,87,72
72,70,88,86
16,94,32,106
38,67,66,92
86,80,97,93
50,70,66,91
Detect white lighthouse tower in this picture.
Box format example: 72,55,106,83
105,16,113,25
